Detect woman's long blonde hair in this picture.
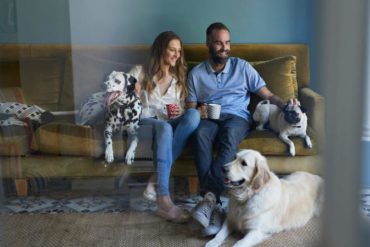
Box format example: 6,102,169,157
142,31,188,100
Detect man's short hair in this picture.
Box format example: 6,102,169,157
206,22,230,43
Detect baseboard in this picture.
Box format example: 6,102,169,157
71,177,116,191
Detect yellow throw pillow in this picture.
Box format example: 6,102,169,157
250,56,298,101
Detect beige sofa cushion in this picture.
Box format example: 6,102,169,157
31,123,104,157
31,122,153,159
179,127,317,159
241,128,317,156
0,126,31,156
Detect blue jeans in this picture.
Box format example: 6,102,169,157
139,108,200,196
191,113,250,202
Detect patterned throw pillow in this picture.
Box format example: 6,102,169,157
0,116,26,126
0,102,54,128
76,92,106,126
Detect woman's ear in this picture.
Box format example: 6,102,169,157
250,156,271,192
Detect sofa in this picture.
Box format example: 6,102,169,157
0,44,324,196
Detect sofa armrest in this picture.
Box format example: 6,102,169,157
299,87,325,143
51,110,78,123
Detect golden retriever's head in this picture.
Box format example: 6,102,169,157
223,149,271,198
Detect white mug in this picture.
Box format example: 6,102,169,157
207,103,221,119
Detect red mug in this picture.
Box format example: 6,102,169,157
166,103,178,119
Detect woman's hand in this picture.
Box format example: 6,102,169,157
171,105,182,118
166,104,181,119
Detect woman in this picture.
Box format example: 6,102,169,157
130,31,200,223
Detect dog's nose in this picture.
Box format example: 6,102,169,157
222,166,229,174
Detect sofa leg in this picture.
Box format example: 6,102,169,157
14,178,28,196
188,176,198,195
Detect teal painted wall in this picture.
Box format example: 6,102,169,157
18,0,71,43
68,0,311,45
1,0,311,45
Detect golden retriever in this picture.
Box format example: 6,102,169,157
205,149,324,247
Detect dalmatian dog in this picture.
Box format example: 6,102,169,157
104,71,142,165
252,99,312,156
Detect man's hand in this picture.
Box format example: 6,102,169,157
257,87,285,109
198,104,208,119
287,98,300,106
186,102,208,119
256,87,299,110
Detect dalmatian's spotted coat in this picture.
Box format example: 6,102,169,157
104,71,142,165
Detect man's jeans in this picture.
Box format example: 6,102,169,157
140,108,200,196
191,113,250,201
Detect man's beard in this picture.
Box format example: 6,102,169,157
210,47,230,65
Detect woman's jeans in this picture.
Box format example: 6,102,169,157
139,108,200,196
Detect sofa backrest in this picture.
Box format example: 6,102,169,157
184,44,309,88
0,45,70,111
0,44,309,112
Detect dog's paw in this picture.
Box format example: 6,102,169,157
305,137,313,148
205,239,221,247
232,241,246,247
105,146,114,163
125,150,135,165
256,125,265,131
289,145,296,156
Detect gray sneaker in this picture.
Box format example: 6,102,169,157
191,192,217,228
201,204,225,237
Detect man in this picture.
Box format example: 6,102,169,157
186,22,287,236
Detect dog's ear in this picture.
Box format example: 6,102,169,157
108,71,117,78
127,74,137,92
283,103,289,112
250,155,271,192
300,105,307,113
